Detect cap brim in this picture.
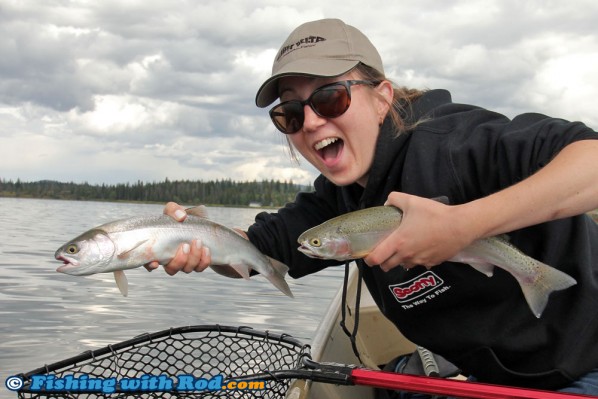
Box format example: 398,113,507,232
255,59,360,108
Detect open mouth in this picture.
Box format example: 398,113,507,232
314,137,343,166
297,245,324,259
55,256,79,273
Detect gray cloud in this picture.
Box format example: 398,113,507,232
0,0,596,186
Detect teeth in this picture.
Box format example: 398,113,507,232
314,137,338,151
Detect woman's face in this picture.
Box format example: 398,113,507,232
277,73,392,187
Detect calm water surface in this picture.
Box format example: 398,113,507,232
0,198,343,398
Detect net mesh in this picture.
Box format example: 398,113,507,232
16,325,310,399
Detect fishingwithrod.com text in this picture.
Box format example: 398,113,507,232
5,374,266,394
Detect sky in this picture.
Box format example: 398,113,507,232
1,0,597,186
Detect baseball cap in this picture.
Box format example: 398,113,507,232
255,18,384,108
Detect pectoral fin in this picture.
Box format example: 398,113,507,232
117,240,148,260
113,270,128,297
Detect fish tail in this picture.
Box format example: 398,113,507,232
266,256,294,298
519,260,576,318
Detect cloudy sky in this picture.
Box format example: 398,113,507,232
1,0,597,186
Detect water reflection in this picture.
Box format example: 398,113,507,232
0,198,342,398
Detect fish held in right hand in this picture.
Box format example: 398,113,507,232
55,212,294,298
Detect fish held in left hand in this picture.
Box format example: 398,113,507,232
297,205,576,318
55,207,293,298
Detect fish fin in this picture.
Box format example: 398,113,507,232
117,240,149,260
209,264,243,279
517,261,577,318
265,257,294,298
229,263,252,280
468,262,495,277
430,195,450,205
114,270,128,297
266,256,290,277
185,205,209,218
495,234,511,242
449,253,494,277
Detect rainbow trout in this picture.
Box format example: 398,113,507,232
297,206,576,318
55,207,293,298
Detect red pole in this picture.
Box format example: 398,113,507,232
351,368,597,399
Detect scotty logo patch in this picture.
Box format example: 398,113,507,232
389,271,447,305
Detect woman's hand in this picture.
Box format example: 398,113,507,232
144,202,212,275
364,192,475,271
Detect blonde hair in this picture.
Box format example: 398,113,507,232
354,63,426,135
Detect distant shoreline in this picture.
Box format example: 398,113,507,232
2,193,597,222
0,178,312,209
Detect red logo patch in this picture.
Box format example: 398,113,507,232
389,271,444,303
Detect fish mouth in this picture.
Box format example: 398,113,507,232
297,245,324,259
314,137,344,167
55,255,80,273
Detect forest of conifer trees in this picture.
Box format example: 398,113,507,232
0,178,313,207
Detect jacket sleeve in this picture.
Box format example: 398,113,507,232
443,106,598,201
246,175,345,278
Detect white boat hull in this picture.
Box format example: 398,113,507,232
286,265,417,399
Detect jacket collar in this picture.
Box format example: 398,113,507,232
342,89,453,209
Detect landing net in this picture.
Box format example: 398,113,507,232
15,325,309,399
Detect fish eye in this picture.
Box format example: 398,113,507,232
66,244,79,254
310,238,321,247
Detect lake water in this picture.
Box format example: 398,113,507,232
0,198,343,399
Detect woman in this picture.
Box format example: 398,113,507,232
148,19,598,394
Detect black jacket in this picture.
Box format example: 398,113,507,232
247,89,598,390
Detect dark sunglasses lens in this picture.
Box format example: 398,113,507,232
270,82,354,134
311,85,350,118
272,102,304,134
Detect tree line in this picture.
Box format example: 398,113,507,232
0,178,313,207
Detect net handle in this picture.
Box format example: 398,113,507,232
233,357,594,399
350,368,593,399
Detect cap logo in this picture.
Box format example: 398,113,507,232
277,36,326,61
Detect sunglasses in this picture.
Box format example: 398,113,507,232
269,80,376,134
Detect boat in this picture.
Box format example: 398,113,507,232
286,265,417,399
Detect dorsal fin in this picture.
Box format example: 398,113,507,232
185,205,209,218
431,196,450,205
